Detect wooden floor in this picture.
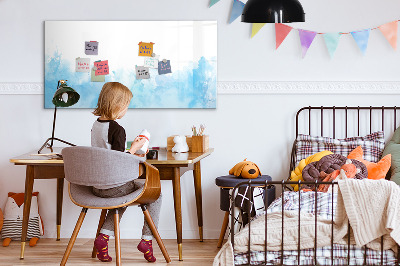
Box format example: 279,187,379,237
0,239,221,265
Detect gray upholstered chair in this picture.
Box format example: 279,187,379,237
60,146,171,265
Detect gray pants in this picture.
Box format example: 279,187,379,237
92,180,162,240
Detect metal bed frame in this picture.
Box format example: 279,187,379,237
230,106,400,266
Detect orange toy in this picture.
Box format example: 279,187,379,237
2,192,43,247
229,159,261,179
348,146,391,180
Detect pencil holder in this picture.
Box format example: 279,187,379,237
191,135,209,153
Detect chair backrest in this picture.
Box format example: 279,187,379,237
62,146,145,187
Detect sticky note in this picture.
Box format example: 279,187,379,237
94,60,109,76
85,41,99,55
91,68,105,82
144,57,159,69
158,60,172,75
138,42,154,57
136,66,150,79
75,58,90,72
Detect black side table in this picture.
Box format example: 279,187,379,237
215,175,275,248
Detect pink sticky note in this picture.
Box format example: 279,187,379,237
94,60,109,76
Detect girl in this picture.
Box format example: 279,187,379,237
91,82,161,263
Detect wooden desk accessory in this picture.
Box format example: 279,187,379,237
191,135,209,152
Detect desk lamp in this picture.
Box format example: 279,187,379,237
241,0,305,23
38,80,80,154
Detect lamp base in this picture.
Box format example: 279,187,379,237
38,137,76,154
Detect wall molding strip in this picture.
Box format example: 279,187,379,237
217,81,400,94
1,81,400,95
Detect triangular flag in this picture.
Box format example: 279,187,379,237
251,23,266,38
298,29,317,58
378,21,398,50
275,23,293,49
229,0,245,24
323,33,341,58
351,29,370,55
209,0,220,7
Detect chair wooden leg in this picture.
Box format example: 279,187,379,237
91,209,108,258
217,211,230,248
141,205,171,263
114,210,121,266
60,208,88,266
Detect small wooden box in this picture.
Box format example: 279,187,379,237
167,135,192,151
191,135,209,153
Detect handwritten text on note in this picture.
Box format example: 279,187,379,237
85,41,99,55
94,60,109,76
138,42,154,57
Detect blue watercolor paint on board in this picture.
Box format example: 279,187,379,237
44,52,217,109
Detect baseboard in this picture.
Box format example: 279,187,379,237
1,81,400,95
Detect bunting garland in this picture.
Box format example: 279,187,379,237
378,21,398,50
298,30,317,58
229,0,245,24
209,0,220,8
351,29,370,55
251,23,266,38
323,33,341,58
275,23,292,49
208,1,399,59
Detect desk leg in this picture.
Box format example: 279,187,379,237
20,165,35,259
193,161,203,242
172,167,183,261
56,178,64,241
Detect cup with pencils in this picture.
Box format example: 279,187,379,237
191,124,209,152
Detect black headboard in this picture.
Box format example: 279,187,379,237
289,106,400,178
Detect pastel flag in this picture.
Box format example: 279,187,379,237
351,29,370,55
323,33,341,58
209,0,220,7
251,23,266,38
229,0,245,24
275,23,293,49
298,29,317,58
378,21,398,50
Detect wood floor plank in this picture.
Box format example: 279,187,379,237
0,239,221,265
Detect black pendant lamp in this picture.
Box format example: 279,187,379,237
242,0,305,23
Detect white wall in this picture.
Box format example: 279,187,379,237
1,0,400,239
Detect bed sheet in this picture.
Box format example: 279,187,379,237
234,191,397,265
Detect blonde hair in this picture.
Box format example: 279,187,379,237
93,82,133,120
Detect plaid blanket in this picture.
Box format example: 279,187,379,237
234,191,397,265
234,244,397,265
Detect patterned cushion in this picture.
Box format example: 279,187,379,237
294,131,385,167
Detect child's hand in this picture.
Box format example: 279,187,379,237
134,149,149,157
128,137,147,155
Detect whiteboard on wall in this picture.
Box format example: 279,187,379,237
44,21,217,109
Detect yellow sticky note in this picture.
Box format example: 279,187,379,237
138,42,154,57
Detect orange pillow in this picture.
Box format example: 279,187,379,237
347,146,391,180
